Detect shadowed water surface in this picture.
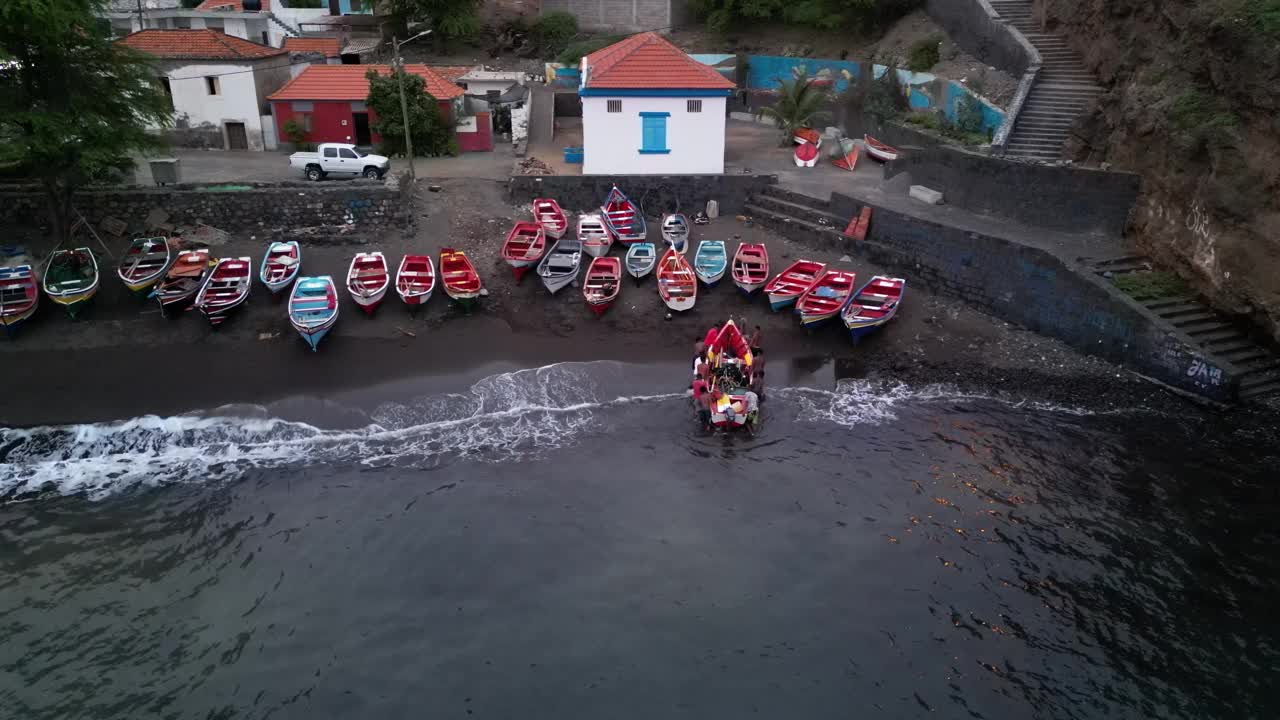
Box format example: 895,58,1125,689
1,361,1277,719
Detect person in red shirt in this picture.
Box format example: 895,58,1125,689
691,379,712,428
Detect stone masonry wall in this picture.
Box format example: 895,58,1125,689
884,146,1140,237
0,178,413,237
508,174,777,215
925,0,1035,76
540,0,673,32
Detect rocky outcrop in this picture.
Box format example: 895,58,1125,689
1038,0,1280,341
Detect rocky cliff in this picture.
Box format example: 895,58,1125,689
1039,0,1280,340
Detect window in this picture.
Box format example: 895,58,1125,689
205,76,220,95
687,99,702,113
350,102,367,111
607,99,622,113
323,146,338,158
261,31,270,46
292,101,314,112
339,148,358,159
158,77,173,111
639,112,669,154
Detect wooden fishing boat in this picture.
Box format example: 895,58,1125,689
153,248,213,314
259,240,301,294
193,256,251,327
796,269,857,328
532,197,569,239
42,248,99,319
793,142,819,167
624,242,657,282
117,237,172,296
842,275,906,342
693,240,727,287
578,213,612,258
864,134,899,162
731,243,770,296
395,254,435,308
582,256,621,317
832,138,859,171
600,185,647,244
702,320,761,433
660,213,690,254
500,221,547,282
763,259,826,311
288,275,339,351
346,252,390,315
0,259,39,336
440,248,483,310
537,236,583,295
656,247,696,312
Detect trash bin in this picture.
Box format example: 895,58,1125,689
563,146,584,164
149,158,181,186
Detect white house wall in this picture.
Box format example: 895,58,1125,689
581,95,726,175
161,61,266,150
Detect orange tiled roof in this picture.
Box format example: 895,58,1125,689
268,64,466,101
432,65,477,82
117,29,286,61
195,0,271,10
283,37,341,58
584,32,736,90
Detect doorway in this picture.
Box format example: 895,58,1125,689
352,112,372,146
225,122,248,150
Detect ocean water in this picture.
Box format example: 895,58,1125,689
2,361,1278,719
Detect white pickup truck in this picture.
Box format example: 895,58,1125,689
289,143,390,181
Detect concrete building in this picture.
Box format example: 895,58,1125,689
103,0,336,48
268,64,494,152
539,0,682,33
578,32,735,175
118,29,293,151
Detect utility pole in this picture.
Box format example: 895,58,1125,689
391,29,431,183
136,0,145,31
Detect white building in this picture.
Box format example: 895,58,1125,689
578,32,736,175
103,0,333,49
119,29,294,151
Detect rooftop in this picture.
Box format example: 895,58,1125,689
117,29,286,61
195,0,271,10
268,64,466,101
283,37,341,59
583,32,736,91
432,66,478,83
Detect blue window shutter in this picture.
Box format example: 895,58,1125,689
639,112,670,154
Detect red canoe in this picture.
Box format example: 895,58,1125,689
532,197,569,239
731,243,770,296
796,270,857,328
864,135,899,162
500,221,547,282
395,254,435,307
764,259,825,311
656,247,696,312
582,256,622,316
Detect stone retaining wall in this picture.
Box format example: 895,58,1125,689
925,0,1039,76
0,177,414,236
884,146,1140,236
508,174,778,215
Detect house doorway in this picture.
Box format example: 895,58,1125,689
352,113,372,146
225,122,249,150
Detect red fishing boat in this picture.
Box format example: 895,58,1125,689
193,256,252,327
440,248,483,311
842,275,906,342
656,247,696,312
395,254,435,308
695,320,762,433
0,260,39,336
763,259,825,311
500,221,547,282
731,243,770,296
532,197,569,239
796,269,857,328
600,185,647,244
582,256,621,316
864,135,899,162
346,251,390,316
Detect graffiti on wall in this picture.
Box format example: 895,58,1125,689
1143,195,1222,284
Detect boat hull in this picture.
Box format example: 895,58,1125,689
583,243,611,258
351,289,387,315
399,290,431,306
297,324,333,351
735,280,766,296
50,287,98,319
663,296,695,312
123,277,164,296
200,293,248,327
845,318,891,340
799,309,841,327
587,300,614,316
767,293,799,311
0,304,37,335
507,261,537,283
696,269,725,288
447,290,480,310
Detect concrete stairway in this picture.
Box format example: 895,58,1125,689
988,0,1102,160
1091,256,1280,401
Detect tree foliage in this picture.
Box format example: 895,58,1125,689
533,11,579,56
366,69,458,157
863,64,908,123
0,0,172,243
754,68,833,144
690,0,922,34
387,0,481,43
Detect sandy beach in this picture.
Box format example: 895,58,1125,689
0,178,1175,426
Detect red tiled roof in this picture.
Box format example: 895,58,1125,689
432,65,477,82
117,29,286,60
283,37,341,58
584,32,736,90
268,64,465,101
195,0,271,10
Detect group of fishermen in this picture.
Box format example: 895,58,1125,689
690,324,764,430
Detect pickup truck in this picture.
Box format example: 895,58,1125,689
289,143,390,181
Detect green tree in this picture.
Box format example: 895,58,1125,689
386,0,481,46
366,69,457,157
754,68,833,145
692,0,923,33
863,63,908,123
0,0,172,244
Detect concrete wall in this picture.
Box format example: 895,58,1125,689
884,146,1140,236
0,179,413,235
540,0,670,32
160,60,266,150
923,0,1037,76
508,173,778,215
581,96,727,175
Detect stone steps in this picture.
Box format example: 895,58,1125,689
750,192,846,229
758,184,831,212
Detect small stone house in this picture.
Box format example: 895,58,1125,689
578,32,736,175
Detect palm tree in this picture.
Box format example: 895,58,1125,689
755,68,833,146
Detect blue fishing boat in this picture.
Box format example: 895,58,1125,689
288,275,339,351
693,240,727,287
260,240,301,294
624,242,656,282
841,275,906,342
601,185,647,244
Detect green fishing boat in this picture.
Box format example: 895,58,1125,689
42,248,99,319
